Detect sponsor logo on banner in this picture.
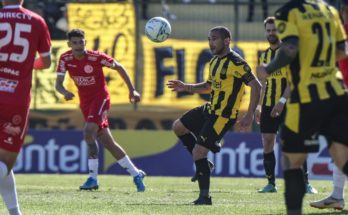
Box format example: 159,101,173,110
14,130,332,179
13,130,88,173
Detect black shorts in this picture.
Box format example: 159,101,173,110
281,94,348,153
180,103,236,153
260,105,285,133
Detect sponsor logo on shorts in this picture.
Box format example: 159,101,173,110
3,123,21,136
0,78,18,93
3,137,13,145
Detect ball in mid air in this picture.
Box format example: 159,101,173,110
145,17,171,43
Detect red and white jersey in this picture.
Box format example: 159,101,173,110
0,5,51,106
57,50,114,105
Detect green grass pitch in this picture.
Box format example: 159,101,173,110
0,175,346,215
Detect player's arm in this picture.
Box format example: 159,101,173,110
265,38,299,74
255,79,266,124
33,53,51,70
55,75,75,101
111,60,140,103
270,81,290,118
238,71,261,131
167,80,211,94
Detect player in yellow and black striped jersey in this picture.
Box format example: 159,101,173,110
256,16,317,195
257,1,348,214
167,26,261,205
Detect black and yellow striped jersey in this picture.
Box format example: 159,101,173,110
207,51,255,119
259,47,289,107
275,0,346,103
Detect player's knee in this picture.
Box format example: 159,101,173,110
192,144,208,160
172,119,188,136
262,134,275,152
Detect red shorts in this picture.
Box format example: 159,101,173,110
80,97,110,128
0,103,30,153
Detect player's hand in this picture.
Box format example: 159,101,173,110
270,102,285,118
237,112,253,132
256,64,269,81
166,80,187,92
255,109,261,124
130,90,141,103
64,91,75,101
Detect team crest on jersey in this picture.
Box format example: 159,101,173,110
277,22,286,34
12,115,22,125
243,64,251,73
84,65,93,73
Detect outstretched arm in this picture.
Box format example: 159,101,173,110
167,80,211,94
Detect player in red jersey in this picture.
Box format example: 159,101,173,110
55,29,146,192
0,0,52,214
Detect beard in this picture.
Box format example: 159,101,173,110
267,35,279,45
211,46,224,55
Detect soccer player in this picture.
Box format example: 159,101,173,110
257,1,348,214
309,0,348,210
55,29,145,192
0,0,52,214
167,26,261,205
256,17,317,194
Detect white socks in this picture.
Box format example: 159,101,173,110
0,170,21,215
88,159,99,180
331,164,346,199
118,156,140,177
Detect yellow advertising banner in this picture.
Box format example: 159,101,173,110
31,3,137,109
67,3,137,104
141,36,269,111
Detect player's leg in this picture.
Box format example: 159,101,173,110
97,128,145,192
331,164,346,200
173,104,214,182
302,160,318,194
191,115,235,205
192,144,211,205
258,105,280,193
282,152,307,215
0,104,30,215
0,150,21,215
80,122,100,190
173,104,208,155
258,133,277,193
310,164,345,210
172,119,195,154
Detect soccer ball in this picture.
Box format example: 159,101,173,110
145,17,171,43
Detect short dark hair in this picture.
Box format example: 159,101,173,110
67,29,85,40
210,26,231,39
263,16,275,28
